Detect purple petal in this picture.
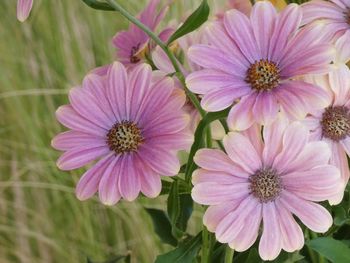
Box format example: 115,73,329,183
118,155,141,201
17,0,33,22
252,92,279,125
51,131,105,151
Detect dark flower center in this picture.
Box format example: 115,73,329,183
249,168,282,203
130,43,141,64
107,120,144,154
344,8,350,25
246,59,280,91
321,106,350,141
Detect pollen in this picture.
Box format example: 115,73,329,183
321,106,350,141
107,120,144,154
246,59,280,91
249,168,282,203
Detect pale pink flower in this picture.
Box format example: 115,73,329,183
17,0,33,22
112,0,171,68
52,62,192,205
215,0,252,18
334,31,350,64
302,0,350,44
192,118,341,260
303,65,350,204
186,2,334,131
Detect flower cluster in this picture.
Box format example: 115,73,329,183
40,0,350,261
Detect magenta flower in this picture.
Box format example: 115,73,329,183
303,65,350,204
52,62,192,205
302,0,350,44
192,118,341,260
112,0,170,68
186,2,333,131
17,0,33,22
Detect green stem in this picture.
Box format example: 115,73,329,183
105,0,205,117
305,230,318,263
224,245,234,263
206,127,212,148
201,227,210,263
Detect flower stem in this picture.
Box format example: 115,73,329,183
201,227,210,263
224,245,234,263
105,0,205,117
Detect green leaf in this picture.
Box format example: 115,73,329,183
166,0,210,45
167,180,193,238
87,255,127,263
307,237,350,263
160,178,191,195
154,232,202,263
145,208,178,246
334,206,350,226
81,0,115,11
245,248,260,263
185,109,230,182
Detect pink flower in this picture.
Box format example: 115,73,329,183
17,0,33,22
186,2,334,131
112,0,170,68
52,62,192,205
192,117,341,260
302,0,350,44
303,65,350,204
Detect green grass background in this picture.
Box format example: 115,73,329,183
0,0,222,262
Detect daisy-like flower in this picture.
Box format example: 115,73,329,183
192,117,341,260
112,0,171,68
303,65,350,204
186,1,333,131
17,0,33,22
52,62,192,205
302,0,350,44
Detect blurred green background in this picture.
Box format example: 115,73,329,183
0,0,218,262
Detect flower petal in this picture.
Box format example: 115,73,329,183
118,154,141,201
17,0,33,22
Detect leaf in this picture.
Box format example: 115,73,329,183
87,255,127,263
160,178,191,195
167,0,210,45
307,237,350,263
145,208,178,246
154,232,202,263
245,248,260,263
334,206,350,226
184,109,230,182
81,0,115,11
167,180,193,238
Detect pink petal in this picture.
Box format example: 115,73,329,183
186,69,248,94
56,105,107,136
201,86,250,112
251,1,277,59
252,92,279,125
203,202,241,232
259,202,282,261
215,196,259,243
98,157,122,205
118,155,141,201
262,115,288,167
223,132,262,174
273,122,309,173
138,146,180,176
192,169,248,185
227,93,257,131
335,31,350,63
75,154,114,201
329,65,350,106
191,182,250,205
147,132,194,151
188,45,247,77
269,4,302,62
275,200,304,252
128,64,153,120
280,191,333,233
57,146,110,171
194,149,249,177
287,141,331,172
229,204,262,252
69,87,113,129
107,62,128,120
284,165,341,201
224,9,259,63
301,0,344,25
51,131,105,151
17,0,33,22
138,158,162,198
242,124,264,156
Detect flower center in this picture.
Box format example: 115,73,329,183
130,43,141,64
246,59,280,91
321,106,350,141
249,168,282,203
107,120,144,154
344,8,350,25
